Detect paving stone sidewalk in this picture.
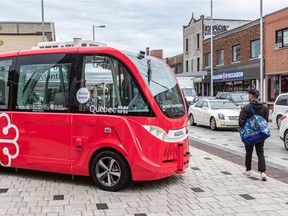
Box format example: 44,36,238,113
1,146,288,216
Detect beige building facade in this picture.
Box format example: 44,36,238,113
0,22,55,53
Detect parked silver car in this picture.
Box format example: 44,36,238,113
188,99,240,130
215,92,249,109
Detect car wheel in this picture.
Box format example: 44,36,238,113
210,117,217,130
284,131,288,151
277,115,283,129
91,151,131,191
189,113,196,126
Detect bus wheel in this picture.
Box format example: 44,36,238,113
91,151,130,191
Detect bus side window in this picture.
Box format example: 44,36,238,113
0,59,13,110
76,55,149,115
16,63,70,112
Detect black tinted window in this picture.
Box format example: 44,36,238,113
219,94,226,99
202,101,208,108
0,58,13,110
276,95,288,105
15,54,73,112
195,100,203,107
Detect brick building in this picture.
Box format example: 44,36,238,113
202,20,260,95
264,7,288,107
146,47,163,59
165,54,183,74
182,15,250,95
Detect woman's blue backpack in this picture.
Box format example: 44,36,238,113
239,104,270,145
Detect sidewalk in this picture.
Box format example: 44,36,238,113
1,146,288,215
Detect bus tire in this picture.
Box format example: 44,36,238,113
91,150,130,191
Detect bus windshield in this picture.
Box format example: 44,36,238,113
127,54,185,119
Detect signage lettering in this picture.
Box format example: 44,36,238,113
204,24,230,36
89,105,129,114
213,71,244,81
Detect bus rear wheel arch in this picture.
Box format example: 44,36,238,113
90,150,131,191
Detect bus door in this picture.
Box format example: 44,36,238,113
69,54,122,170
11,54,73,173
69,54,151,174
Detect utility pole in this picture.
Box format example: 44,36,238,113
260,0,264,102
41,0,45,42
210,0,214,96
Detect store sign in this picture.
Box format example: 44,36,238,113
213,71,244,81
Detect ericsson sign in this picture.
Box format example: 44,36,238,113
213,70,244,81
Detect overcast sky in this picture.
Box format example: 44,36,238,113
1,0,288,57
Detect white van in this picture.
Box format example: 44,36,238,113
272,93,288,128
176,77,197,105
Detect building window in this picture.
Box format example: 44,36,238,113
197,58,200,71
251,39,260,58
197,33,200,49
268,75,279,102
191,59,193,72
276,28,288,48
186,60,189,72
217,49,224,65
281,75,288,93
205,53,211,68
232,45,240,62
185,38,189,52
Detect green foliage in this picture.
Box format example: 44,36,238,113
0,40,4,46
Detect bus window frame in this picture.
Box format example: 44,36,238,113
12,54,77,113
72,53,155,117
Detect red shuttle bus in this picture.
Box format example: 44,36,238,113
0,47,190,191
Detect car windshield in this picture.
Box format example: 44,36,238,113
231,93,249,102
182,88,197,97
210,101,238,110
127,53,185,119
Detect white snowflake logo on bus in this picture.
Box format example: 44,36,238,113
0,113,19,167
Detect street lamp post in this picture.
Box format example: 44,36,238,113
41,0,45,42
92,25,106,41
260,0,264,102
210,0,214,97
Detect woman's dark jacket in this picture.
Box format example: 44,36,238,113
238,100,269,127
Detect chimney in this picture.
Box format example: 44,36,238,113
146,47,150,56
73,38,82,47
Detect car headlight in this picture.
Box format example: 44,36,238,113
238,104,244,109
218,113,225,120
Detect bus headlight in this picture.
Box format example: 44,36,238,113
143,125,187,143
143,125,167,141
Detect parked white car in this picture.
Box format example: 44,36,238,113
279,113,288,151
188,99,240,130
272,93,288,129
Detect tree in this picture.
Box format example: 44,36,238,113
0,40,4,46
